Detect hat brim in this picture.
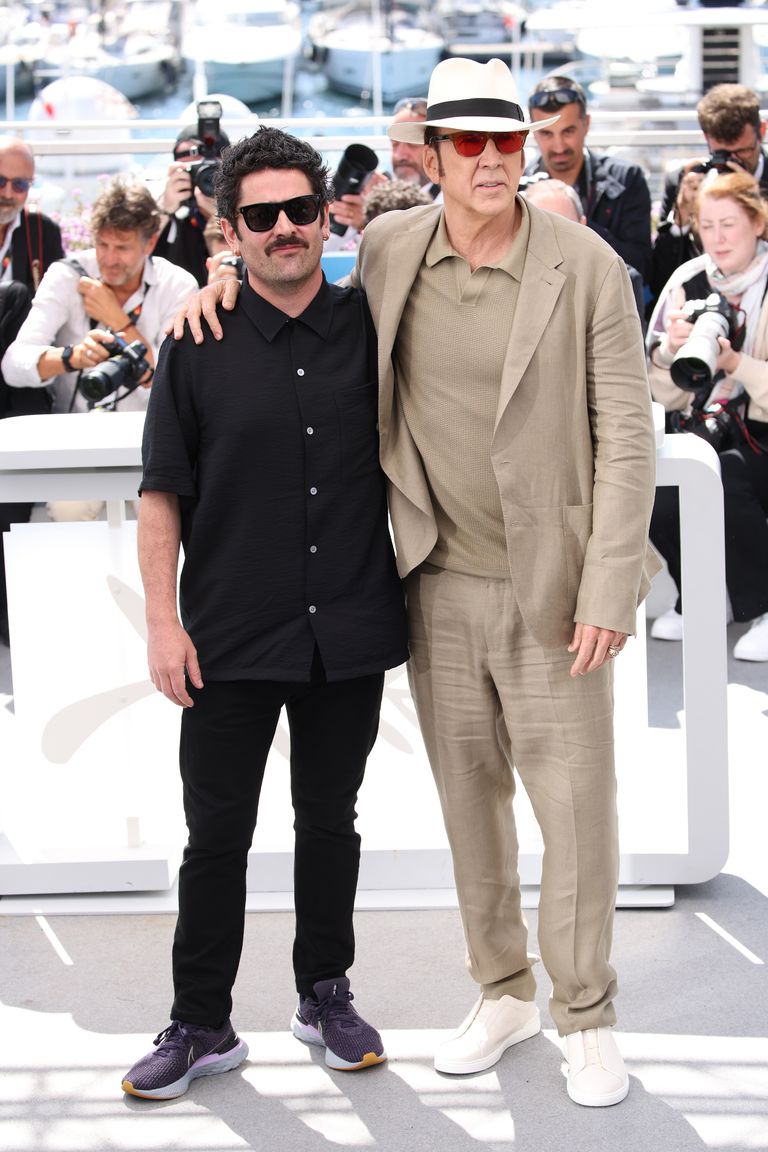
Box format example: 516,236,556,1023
388,112,558,144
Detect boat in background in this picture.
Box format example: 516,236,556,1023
27,0,181,102
307,0,445,104
434,0,527,59
525,0,768,109
25,75,137,179
183,0,302,105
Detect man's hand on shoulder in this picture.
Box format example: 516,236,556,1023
168,277,241,343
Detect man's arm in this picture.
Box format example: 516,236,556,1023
578,256,657,632
0,262,83,387
590,164,652,281
137,489,202,707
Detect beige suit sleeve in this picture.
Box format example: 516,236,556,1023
574,258,658,634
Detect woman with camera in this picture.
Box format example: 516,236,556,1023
647,170,768,660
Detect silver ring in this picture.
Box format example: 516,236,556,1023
608,645,620,658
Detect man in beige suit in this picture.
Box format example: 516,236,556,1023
178,57,659,1108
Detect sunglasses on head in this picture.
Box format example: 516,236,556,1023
394,97,428,115
239,193,323,233
529,87,585,111
428,131,528,157
0,175,31,194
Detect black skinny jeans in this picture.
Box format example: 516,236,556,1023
171,664,384,1025
650,436,768,621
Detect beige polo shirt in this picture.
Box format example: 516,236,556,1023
393,202,529,576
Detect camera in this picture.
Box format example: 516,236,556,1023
329,143,379,236
191,159,220,198
669,292,744,450
691,149,745,176
78,336,152,403
218,253,244,274
177,100,224,211
670,292,743,391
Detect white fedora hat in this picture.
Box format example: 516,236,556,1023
388,58,559,145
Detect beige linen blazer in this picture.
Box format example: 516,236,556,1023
355,199,661,648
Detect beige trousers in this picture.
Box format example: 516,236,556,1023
406,565,619,1036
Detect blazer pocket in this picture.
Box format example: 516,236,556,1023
563,503,594,602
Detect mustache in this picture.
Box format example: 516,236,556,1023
266,234,308,254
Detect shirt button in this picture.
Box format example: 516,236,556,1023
297,368,305,377
308,605,317,614
306,426,314,435
309,545,317,553
309,486,318,495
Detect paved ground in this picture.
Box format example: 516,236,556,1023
1,569,767,1151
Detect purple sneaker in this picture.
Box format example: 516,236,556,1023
291,977,386,1071
122,1019,248,1100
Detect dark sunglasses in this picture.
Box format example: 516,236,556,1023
429,131,528,157
0,175,32,193
529,87,585,111
174,144,201,161
239,194,323,233
393,97,428,115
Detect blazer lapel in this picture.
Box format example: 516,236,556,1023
376,214,436,386
495,209,566,430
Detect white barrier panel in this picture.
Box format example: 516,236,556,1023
0,409,728,900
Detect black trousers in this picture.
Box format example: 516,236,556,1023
171,661,384,1025
0,501,33,636
650,439,768,621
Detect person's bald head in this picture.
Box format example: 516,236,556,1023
0,137,35,228
523,177,583,222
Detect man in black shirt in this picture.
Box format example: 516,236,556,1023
123,127,408,1101
0,136,64,646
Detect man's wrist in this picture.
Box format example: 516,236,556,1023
61,344,75,372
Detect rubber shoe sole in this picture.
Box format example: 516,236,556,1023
435,1009,541,1075
121,1038,249,1100
566,1073,629,1108
291,1012,386,1070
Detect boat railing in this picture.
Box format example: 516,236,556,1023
0,107,754,204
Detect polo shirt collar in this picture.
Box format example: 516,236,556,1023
240,274,334,342
425,198,530,280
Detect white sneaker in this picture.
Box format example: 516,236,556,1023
650,607,683,641
434,995,540,1075
733,611,768,661
564,1027,629,1107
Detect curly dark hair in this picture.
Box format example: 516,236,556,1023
90,177,162,240
215,127,331,228
697,84,762,143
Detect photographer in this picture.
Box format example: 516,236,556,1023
154,118,231,286
647,171,768,660
1,177,197,520
654,85,768,302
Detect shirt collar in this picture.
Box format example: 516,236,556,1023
240,274,334,342
0,209,22,265
425,198,530,281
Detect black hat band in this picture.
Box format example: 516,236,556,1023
426,98,525,123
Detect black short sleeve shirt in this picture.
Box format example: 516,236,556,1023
141,276,408,682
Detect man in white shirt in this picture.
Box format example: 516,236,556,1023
2,176,197,520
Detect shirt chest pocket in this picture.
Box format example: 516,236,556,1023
335,383,380,479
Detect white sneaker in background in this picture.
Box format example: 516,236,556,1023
733,611,768,661
650,607,683,641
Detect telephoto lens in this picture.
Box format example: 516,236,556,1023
329,144,379,236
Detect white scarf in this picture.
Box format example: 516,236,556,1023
706,239,768,358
